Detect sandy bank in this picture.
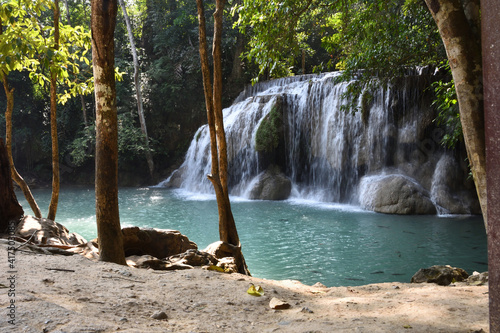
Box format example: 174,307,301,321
0,240,488,333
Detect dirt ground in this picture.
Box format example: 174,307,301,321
0,239,489,333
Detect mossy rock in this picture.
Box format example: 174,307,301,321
255,98,283,153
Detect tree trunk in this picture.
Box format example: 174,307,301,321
118,0,154,179
80,94,88,126
47,0,61,221
0,138,24,232
91,0,126,265
482,1,500,330
424,0,487,229
1,75,42,218
196,0,249,275
62,0,72,25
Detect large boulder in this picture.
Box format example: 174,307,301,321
121,226,197,259
159,166,186,188
431,155,481,214
359,174,437,214
411,265,469,286
15,215,87,246
248,166,292,200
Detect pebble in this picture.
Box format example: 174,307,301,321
151,311,168,320
269,297,291,310
301,306,314,313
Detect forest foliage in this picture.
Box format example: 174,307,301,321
1,0,461,185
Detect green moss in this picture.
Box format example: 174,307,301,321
255,99,283,153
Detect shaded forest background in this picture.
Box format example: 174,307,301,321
0,0,454,187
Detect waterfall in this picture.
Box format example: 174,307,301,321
159,71,479,214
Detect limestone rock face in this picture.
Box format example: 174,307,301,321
411,265,469,286
121,227,197,259
359,174,436,215
15,215,87,246
248,166,292,200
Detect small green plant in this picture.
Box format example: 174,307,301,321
432,78,462,149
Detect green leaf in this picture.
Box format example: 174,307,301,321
247,284,264,296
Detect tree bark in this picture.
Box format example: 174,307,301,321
196,0,249,275
482,0,500,330
1,74,42,218
424,0,487,229
118,0,154,179
0,138,24,232
91,0,126,265
47,0,61,221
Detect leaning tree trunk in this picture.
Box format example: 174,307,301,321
0,138,24,232
91,0,126,265
1,75,42,218
424,0,487,229
196,0,249,275
47,0,61,221
118,0,154,178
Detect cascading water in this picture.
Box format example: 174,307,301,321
160,71,479,215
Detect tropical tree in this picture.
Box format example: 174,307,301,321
1,0,92,220
196,0,249,275
0,0,46,218
47,0,61,221
91,0,126,265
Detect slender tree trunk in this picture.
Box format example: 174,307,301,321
117,0,154,178
1,74,42,218
62,0,72,25
196,0,249,275
212,0,240,246
0,138,24,232
91,0,126,265
424,0,487,229
80,94,88,126
47,0,61,221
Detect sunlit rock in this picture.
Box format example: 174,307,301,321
122,226,197,259
359,174,436,214
247,166,291,200
411,265,469,286
15,215,87,246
